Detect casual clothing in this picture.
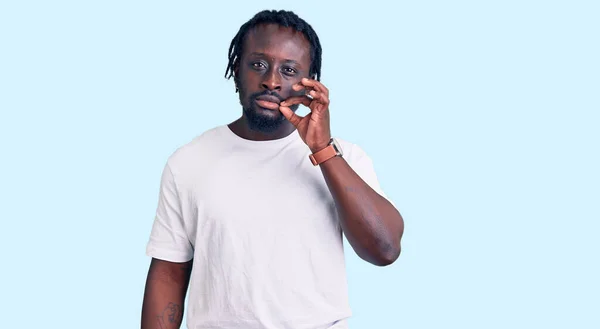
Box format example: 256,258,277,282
146,125,389,329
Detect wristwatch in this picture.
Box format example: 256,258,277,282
309,138,343,166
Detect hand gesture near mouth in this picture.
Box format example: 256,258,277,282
279,78,332,153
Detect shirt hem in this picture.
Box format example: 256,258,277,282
146,245,193,263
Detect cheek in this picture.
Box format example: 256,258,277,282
286,79,305,97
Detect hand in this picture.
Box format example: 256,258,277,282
279,78,331,153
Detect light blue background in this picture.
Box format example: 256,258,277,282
1,1,598,328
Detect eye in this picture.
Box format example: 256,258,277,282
251,62,266,69
282,66,297,76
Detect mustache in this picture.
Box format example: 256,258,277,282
250,90,285,102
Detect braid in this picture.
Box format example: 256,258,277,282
224,10,322,82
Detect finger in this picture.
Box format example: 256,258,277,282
280,95,312,107
292,82,314,93
308,90,329,104
301,78,329,96
278,106,303,127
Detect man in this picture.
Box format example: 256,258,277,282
141,9,404,329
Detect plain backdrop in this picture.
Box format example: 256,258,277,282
1,1,598,328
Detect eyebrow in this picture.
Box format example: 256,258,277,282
248,52,303,67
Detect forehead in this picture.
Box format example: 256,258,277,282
242,23,311,63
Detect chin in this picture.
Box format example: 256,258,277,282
244,104,286,133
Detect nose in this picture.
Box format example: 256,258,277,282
261,69,282,91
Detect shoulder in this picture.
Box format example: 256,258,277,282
164,125,228,172
335,136,391,199
334,137,373,166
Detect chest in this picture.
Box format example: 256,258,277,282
189,153,341,246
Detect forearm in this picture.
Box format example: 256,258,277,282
319,156,404,266
141,258,192,329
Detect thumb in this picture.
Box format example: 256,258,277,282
278,106,303,127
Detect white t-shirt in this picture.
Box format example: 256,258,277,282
146,125,389,329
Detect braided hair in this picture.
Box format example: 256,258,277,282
224,10,323,84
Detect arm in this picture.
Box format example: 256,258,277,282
319,155,404,266
141,258,193,329
279,78,404,266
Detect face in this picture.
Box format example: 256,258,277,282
234,23,312,133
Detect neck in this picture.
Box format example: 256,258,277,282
228,116,296,141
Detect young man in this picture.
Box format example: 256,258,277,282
141,9,404,329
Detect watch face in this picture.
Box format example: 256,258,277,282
331,138,343,156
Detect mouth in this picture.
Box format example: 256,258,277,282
254,95,281,110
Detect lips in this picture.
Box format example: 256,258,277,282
255,95,281,110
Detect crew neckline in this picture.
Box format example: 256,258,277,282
221,124,301,148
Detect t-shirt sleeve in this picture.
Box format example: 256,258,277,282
145,162,194,263
347,143,395,206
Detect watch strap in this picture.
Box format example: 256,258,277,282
309,140,338,166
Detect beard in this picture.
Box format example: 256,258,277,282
241,89,299,134
243,103,286,133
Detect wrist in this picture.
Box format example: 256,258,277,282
309,140,331,154
308,137,343,166
319,153,344,168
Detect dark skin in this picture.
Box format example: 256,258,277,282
229,23,404,266
228,24,308,142
141,23,404,328
141,258,192,329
